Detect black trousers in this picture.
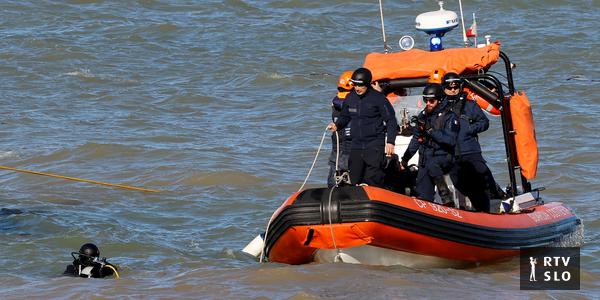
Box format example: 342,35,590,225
416,154,454,202
349,148,385,187
449,152,501,211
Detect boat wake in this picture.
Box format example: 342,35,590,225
551,222,584,248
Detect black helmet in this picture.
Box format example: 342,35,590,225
442,72,462,87
422,84,444,100
350,68,372,86
78,243,100,264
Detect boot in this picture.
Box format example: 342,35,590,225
494,183,508,199
433,176,455,207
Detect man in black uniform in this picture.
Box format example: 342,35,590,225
64,243,119,278
328,70,353,187
401,84,458,206
328,67,398,187
442,73,505,211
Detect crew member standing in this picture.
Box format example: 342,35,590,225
442,72,505,211
328,67,398,187
401,84,458,206
328,71,353,187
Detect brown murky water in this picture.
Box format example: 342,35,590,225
0,1,598,298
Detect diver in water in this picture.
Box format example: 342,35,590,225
64,243,119,278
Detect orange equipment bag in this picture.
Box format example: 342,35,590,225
364,43,500,81
510,91,538,180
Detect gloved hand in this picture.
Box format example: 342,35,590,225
425,127,433,136
400,159,408,170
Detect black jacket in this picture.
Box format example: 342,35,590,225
402,102,459,162
445,94,489,156
335,89,398,150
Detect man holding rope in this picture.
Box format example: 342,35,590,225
328,68,398,187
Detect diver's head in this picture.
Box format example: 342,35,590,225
77,243,100,265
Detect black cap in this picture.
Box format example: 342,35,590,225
350,68,372,86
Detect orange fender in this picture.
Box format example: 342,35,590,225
464,87,501,116
510,91,538,180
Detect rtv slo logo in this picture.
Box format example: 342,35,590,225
530,257,572,282
521,247,580,290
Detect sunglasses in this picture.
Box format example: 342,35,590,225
445,85,460,90
424,98,439,103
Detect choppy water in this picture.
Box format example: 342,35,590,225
0,0,598,299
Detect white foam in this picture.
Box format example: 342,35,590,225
64,68,94,78
267,73,287,79
0,151,19,159
551,223,585,248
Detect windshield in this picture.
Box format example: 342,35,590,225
391,93,424,136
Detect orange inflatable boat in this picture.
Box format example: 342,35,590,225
248,6,583,267
263,186,580,266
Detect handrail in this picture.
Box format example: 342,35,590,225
463,74,517,199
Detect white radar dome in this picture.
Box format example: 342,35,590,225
415,2,459,36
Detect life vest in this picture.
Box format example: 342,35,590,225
464,87,501,116
510,91,538,180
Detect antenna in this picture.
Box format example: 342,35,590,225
378,0,391,53
472,12,478,46
458,0,468,47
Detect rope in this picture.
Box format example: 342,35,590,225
259,211,275,263
335,130,340,180
260,127,329,263
297,129,328,193
329,130,345,261
0,165,160,193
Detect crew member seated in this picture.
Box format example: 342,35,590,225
64,243,119,278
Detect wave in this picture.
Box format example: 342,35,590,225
178,170,268,187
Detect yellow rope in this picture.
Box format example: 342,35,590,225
102,264,120,279
0,165,160,193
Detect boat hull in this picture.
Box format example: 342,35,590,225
265,186,580,265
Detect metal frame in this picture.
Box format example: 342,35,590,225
379,51,532,205
462,51,532,205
